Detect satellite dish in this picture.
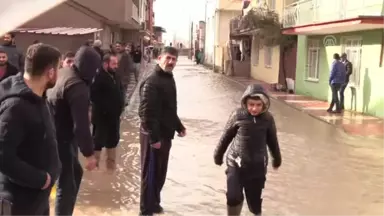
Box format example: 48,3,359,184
0,0,66,37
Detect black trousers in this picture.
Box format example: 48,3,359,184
226,166,266,215
55,142,83,216
139,129,171,215
1,192,50,215
329,83,342,111
339,83,348,109
93,117,120,151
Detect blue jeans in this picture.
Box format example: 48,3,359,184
329,83,342,111
55,142,83,216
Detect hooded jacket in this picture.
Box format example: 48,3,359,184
214,84,282,175
0,62,18,82
47,46,100,158
0,73,61,211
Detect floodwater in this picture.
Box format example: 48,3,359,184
67,57,383,215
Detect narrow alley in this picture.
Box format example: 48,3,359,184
72,57,384,216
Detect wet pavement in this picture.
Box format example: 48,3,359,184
232,77,384,139
64,57,383,215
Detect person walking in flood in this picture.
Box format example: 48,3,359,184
47,45,99,215
0,43,62,215
90,54,125,170
214,84,282,216
138,46,186,216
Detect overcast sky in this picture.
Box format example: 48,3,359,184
153,0,206,42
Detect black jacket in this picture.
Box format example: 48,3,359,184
214,84,282,174
0,74,61,212
47,46,100,157
91,67,125,121
0,62,18,82
138,65,185,144
131,50,142,63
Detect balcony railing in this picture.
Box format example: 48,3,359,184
283,0,384,28
132,3,139,22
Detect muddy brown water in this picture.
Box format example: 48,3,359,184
51,58,383,215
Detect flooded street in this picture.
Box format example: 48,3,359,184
72,57,383,215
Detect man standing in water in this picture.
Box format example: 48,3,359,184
0,43,62,215
47,45,99,215
138,46,186,216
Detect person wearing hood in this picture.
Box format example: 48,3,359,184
0,32,24,72
46,45,100,215
214,84,282,216
0,43,62,215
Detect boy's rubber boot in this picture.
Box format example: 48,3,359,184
227,202,243,216
94,150,101,168
106,148,117,171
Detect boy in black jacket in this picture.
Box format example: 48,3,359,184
214,84,282,216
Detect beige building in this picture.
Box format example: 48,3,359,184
205,0,242,71
245,0,283,84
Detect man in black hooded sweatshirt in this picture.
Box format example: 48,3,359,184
0,43,62,215
47,45,99,215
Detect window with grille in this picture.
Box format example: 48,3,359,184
341,37,362,86
252,38,259,66
306,39,320,81
264,46,273,68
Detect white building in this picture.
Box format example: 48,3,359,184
204,0,217,66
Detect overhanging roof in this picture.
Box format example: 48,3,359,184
0,0,67,37
283,16,384,35
13,27,103,35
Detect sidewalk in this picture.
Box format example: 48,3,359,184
228,76,384,139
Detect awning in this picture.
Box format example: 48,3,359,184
13,27,103,35
283,16,384,35
0,0,67,37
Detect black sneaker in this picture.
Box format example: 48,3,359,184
138,212,153,216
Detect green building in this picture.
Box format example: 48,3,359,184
282,0,384,117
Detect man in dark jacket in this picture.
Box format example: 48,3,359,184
131,45,142,81
138,46,186,216
47,45,99,215
214,84,282,216
0,32,24,72
0,43,62,215
115,42,135,102
0,49,18,82
340,53,353,110
91,54,125,170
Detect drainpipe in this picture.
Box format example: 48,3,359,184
213,9,218,73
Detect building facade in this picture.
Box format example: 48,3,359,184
283,0,384,117
205,0,242,71
17,0,144,50
243,0,284,84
